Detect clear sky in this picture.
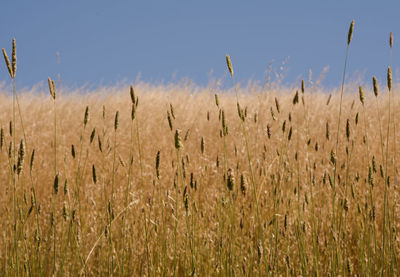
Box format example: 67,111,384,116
0,0,399,89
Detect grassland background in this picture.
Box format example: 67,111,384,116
0,79,399,276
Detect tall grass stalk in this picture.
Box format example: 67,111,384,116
332,20,354,275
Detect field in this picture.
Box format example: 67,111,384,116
1,28,400,275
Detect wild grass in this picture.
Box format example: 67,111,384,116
0,80,398,276
1,23,400,275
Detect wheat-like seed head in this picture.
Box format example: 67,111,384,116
48,77,56,99
373,76,378,97
2,48,13,78
155,150,161,179
275,97,280,113
174,129,182,150
92,164,97,184
12,38,16,77
114,111,119,131
215,94,219,107
226,54,234,77
90,128,96,144
130,85,136,105
390,31,393,48
293,90,299,105
359,86,365,105
346,119,350,141
387,66,392,91
17,139,25,175
30,149,35,172
53,173,59,195
326,121,330,140
9,121,12,137
227,168,234,191
301,80,305,93
0,127,3,150
167,111,173,131
347,20,354,45
84,106,89,126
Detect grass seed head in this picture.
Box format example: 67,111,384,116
358,86,364,105
326,121,330,140
114,111,119,131
83,106,89,126
12,38,16,77
53,173,59,195
347,20,354,45
155,150,161,179
92,164,97,184
170,103,175,119
346,119,350,141
130,85,136,105
167,111,173,131
390,31,393,48
227,168,234,191
90,128,96,144
293,90,299,105
174,129,182,150
373,76,378,97
275,97,280,113
30,149,35,172
2,48,13,78
226,54,234,77
17,139,25,175
215,94,219,107
387,66,392,91
0,127,3,149
48,77,56,99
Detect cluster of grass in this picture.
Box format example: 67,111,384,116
1,21,399,276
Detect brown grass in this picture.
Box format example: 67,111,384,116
0,82,399,275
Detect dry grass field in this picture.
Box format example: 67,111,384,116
1,24,400,276
0,80,399,276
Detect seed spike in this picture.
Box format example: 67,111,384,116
130,85,136,104
12,38,16,77
373,76,378,97
390,32,393,48
347,20,354,45
2,48,13,78
226,54,234,77
114,111,119,131
387,66,392,91
359,86,365,105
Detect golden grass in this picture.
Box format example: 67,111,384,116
0,81,398,275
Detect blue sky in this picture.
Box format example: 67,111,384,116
0,1,399,89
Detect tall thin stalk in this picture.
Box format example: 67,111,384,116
332,20,354,275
